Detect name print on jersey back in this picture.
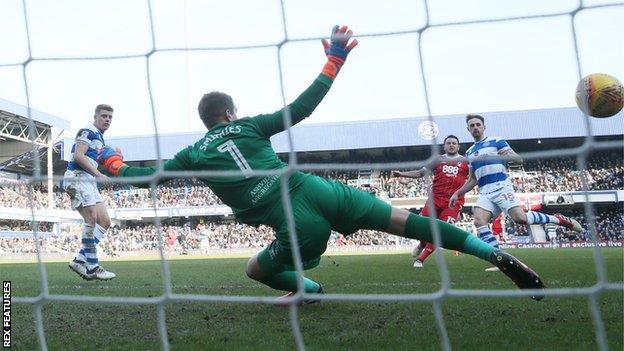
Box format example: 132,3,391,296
199,125,243,150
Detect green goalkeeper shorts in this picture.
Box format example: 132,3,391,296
256,175,392,275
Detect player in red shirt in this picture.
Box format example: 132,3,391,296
392,135,469,268
491,212,505,242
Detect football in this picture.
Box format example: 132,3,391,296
575,73,624,118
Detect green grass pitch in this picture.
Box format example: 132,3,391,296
2,248,622,350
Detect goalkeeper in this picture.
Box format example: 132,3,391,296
98,25,545,302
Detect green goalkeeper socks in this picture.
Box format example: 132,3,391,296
405,213,495,261
258,271,321,293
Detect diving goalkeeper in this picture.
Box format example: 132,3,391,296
97,25,545,302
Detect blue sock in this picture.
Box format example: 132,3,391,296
76,237,99,262
80,224,99,270
477,225,500,249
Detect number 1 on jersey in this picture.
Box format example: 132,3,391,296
217,140,253,178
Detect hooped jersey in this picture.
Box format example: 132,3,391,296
465,136,511,189
67,124,105,173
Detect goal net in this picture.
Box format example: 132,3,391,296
2,1,623,350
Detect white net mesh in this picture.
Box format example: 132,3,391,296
4,1,623,350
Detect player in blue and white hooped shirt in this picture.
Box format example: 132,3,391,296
545,222,558,244
449,114,583,266
64,104,116,281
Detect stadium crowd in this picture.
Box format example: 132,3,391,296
0,183,53,209
1,151,622,255
1,208,621,255
1,154,621,210
0,221,415,255
519,155,623,193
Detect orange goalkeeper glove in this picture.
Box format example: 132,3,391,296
321,25,358,80
97,146,127,176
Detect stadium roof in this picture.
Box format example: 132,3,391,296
93,106,623,162
0,97,69,130
0,98,69,175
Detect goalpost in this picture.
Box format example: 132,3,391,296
4,1,623,350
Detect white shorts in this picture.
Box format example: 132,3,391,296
63,170,104,210
200,240,209,250
476,181,521,217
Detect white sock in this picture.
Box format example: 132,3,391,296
94,224,107,242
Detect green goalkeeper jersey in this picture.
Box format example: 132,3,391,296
120,74,333,225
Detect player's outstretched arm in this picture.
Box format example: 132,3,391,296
97,146,191,186
391,168,426,178
253,25,358,137
392,156,440,178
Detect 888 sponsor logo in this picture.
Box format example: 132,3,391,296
442,165,459,175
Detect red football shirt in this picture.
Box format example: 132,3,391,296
429,154,470,208
491,213,504,235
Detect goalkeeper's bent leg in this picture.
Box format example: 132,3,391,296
246,252,321,293
257,272,321,293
